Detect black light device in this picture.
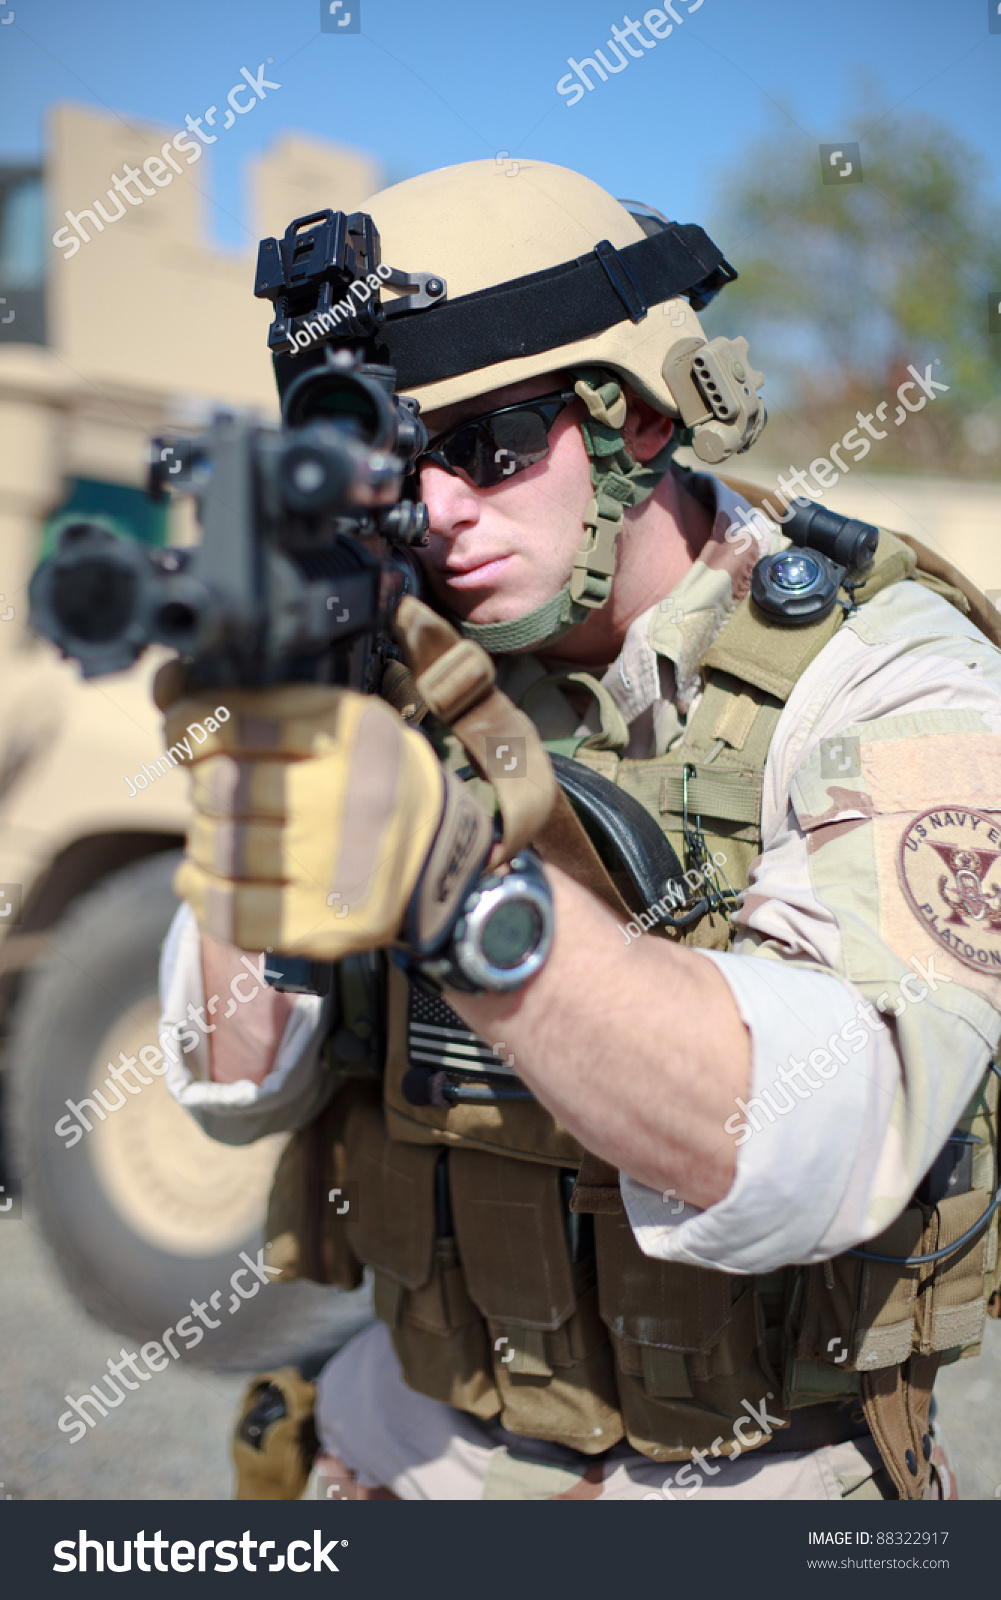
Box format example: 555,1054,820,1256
751,546,844,627
254,207,448,425
751,498,880,626
784,500,880,569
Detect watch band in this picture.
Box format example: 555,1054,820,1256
409,849,554,995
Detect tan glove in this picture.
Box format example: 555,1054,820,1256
156,670,494,961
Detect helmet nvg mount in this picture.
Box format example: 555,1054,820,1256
256,160,766,653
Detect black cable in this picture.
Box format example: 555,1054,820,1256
847,1061,1001,1267
846,1185,1001,1268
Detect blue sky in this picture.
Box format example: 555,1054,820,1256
1,0,999,254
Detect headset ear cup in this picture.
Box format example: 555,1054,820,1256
663,334,767,464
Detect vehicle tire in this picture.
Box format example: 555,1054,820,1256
7,851,372,1368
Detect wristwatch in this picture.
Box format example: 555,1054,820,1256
415,849,554,994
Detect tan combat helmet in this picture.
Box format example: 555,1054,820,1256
362,159,767,651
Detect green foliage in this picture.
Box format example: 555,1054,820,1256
702,96,1001,445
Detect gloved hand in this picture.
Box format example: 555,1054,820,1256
154,667,494,962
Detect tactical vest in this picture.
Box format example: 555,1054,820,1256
266,526,1001,1500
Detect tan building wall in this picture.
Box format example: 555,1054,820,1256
0,104,382,933
0,103,382,662
250,134,380,245
45,103,380,408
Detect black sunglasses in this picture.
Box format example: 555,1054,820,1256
419,390,578,489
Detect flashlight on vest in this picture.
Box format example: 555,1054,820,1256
783,501,879,570
751,499,879,627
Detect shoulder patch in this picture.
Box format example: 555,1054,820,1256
899,807,1001,975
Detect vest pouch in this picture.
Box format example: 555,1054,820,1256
372,1245,501,1420
344,1104,500,1418
264,1081,379,1289
916,1188,993,1356
595,1213,777,1461
343,1100,439,1282
450,1149,623,1454
793,1188,995,1391
793,1206,926,1393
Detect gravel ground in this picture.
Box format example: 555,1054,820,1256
2,1207,999,1501
1,1210,248,1500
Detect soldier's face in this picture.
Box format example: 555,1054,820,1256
417,374,592,629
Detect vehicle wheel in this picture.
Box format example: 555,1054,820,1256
7,851,372,1368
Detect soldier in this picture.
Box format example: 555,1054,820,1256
158,160,1001,1501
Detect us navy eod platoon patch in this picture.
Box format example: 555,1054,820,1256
899,806,1001,974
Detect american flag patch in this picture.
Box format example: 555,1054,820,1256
407,986,518,1079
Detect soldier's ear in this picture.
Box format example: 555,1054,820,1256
620,387,675,464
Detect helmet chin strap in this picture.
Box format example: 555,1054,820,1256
456,366,679,656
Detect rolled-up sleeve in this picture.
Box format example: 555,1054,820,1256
622,585,1001,1272
159,903,337,1145
621,957,905,1271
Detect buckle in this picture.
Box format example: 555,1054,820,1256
416,638,496,722
594,238,648,323
571,497,621,607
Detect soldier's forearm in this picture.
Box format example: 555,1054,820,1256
445,865,751,1212
200,931,295,1085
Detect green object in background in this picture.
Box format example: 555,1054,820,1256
39,477,168,559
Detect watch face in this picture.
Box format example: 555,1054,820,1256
480,899,543,969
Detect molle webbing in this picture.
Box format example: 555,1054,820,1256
641,527,924,848
644,520,996,857
703,526,917,698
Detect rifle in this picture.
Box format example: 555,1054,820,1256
29,208,445,990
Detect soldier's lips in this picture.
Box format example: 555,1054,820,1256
442,555,514,590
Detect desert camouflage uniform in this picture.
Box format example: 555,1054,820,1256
163,478,1000,1499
